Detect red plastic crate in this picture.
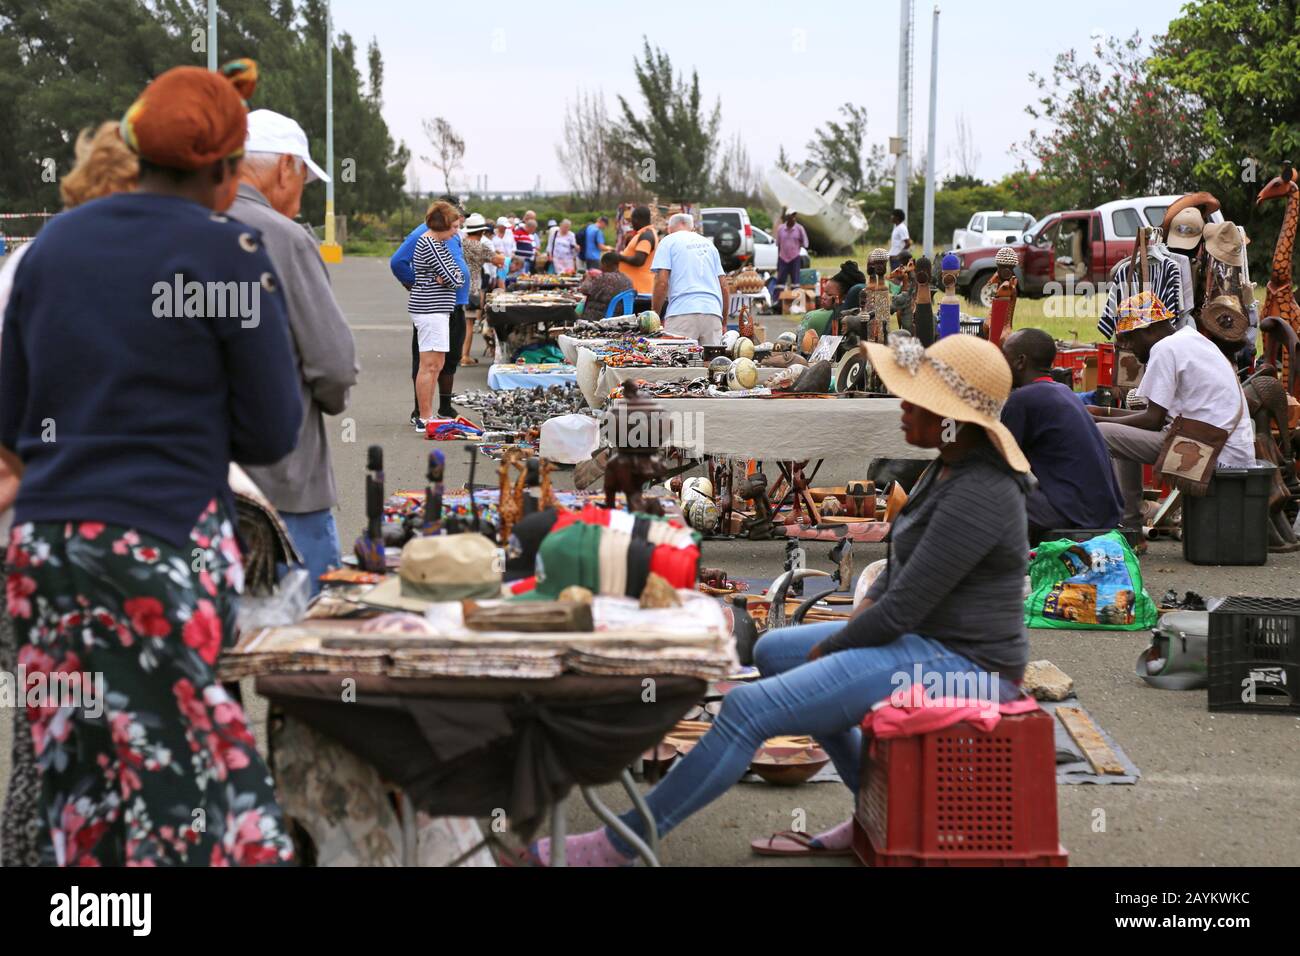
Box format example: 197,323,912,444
853,709,1068,867
1097,342,1115,386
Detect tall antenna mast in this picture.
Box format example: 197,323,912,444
893,0,915,217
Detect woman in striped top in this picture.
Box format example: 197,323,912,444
409,200,465,428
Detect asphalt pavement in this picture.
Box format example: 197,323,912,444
3,255,1297,867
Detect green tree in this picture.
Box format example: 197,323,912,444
807,103,888,193
1016,32,1208,211
610,40,721,200
0,0,408,223
1150,0,1300,272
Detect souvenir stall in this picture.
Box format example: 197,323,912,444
222,441,733,867
484,288,583,389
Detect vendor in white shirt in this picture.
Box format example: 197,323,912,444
1089,302,1254,539
888,208,911,269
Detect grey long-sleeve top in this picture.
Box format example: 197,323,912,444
230,184,359,513
817,446,1031,680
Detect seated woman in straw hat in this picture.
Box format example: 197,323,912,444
529,333,1033,866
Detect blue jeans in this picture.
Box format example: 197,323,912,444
278,509,341,597
609,624,1014,855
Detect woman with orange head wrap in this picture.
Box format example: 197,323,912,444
0,60,303,866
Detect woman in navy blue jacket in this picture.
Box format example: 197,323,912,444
0,63,302,866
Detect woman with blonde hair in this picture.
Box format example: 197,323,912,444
0,121,137,866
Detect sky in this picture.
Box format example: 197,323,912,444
327,0,1191,196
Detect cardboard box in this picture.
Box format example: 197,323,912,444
1080,356,1098,393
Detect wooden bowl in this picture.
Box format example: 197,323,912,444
749,742,829,785
663,720,711,755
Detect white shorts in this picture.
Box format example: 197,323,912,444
412,312,450,352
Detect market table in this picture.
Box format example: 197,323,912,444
651,395,932,460
224,591,734,866
649,395,934,529
557,333,696,365
256,671,704,866
487,362,578,391
584,363,789,408
485,299,581,363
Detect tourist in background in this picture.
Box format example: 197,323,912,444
775,211,808,289
491,216,515,288
408,200,465,429
617,204,657,311
579,215,609,271
460,212,500,365
651,213,728,345
550,218,578,274
231,109,359,595
889,208,911,269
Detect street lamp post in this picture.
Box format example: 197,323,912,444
207,0,217,70
320,0,343,262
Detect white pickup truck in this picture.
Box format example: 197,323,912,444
952,210,1036,251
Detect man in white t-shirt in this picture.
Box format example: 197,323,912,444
1091,316,1254,536
888,208,911,269
650,213,729,345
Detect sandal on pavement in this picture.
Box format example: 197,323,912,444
750,830,853,858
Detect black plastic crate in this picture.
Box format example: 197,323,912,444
1182,463,1275,566
1208,596,1300,713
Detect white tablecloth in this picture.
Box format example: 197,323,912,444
487,363,578,391
648,397,934,460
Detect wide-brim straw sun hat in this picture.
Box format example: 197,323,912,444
864,332,1030,474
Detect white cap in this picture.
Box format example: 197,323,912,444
245,109,330,184
496,216,511,228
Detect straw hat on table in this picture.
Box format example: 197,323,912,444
863,332,1030,474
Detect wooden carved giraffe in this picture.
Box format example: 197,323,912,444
1256,163,1300,396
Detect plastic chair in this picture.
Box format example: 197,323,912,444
606,289,636,317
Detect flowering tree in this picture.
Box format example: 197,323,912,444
1015,32,1208,211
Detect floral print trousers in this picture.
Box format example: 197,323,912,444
5,500,294,866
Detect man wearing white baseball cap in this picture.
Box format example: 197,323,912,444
231,108,358,594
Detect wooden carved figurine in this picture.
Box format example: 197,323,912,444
984,246,1019,346
937,252,962,338
603,381,668,514
1256,162,1300,397
912,256,935,346
1242,369,1300,551
889,260,917,335
863,248,893,344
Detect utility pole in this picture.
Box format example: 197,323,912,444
923,6,940,256
320,0,342,262
207,0,217,70
893,0,914,217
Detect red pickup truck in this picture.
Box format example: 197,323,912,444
952,195,1223,307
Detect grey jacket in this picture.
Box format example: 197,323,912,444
230,184,358,513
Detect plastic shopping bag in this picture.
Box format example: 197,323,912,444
1024,531,1157,630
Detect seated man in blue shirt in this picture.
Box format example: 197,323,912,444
1001,328,1123,544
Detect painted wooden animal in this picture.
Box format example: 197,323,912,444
1256,163,1300,397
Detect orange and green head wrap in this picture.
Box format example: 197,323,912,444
120,58,258,171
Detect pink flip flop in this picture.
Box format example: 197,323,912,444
750,830,853,858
